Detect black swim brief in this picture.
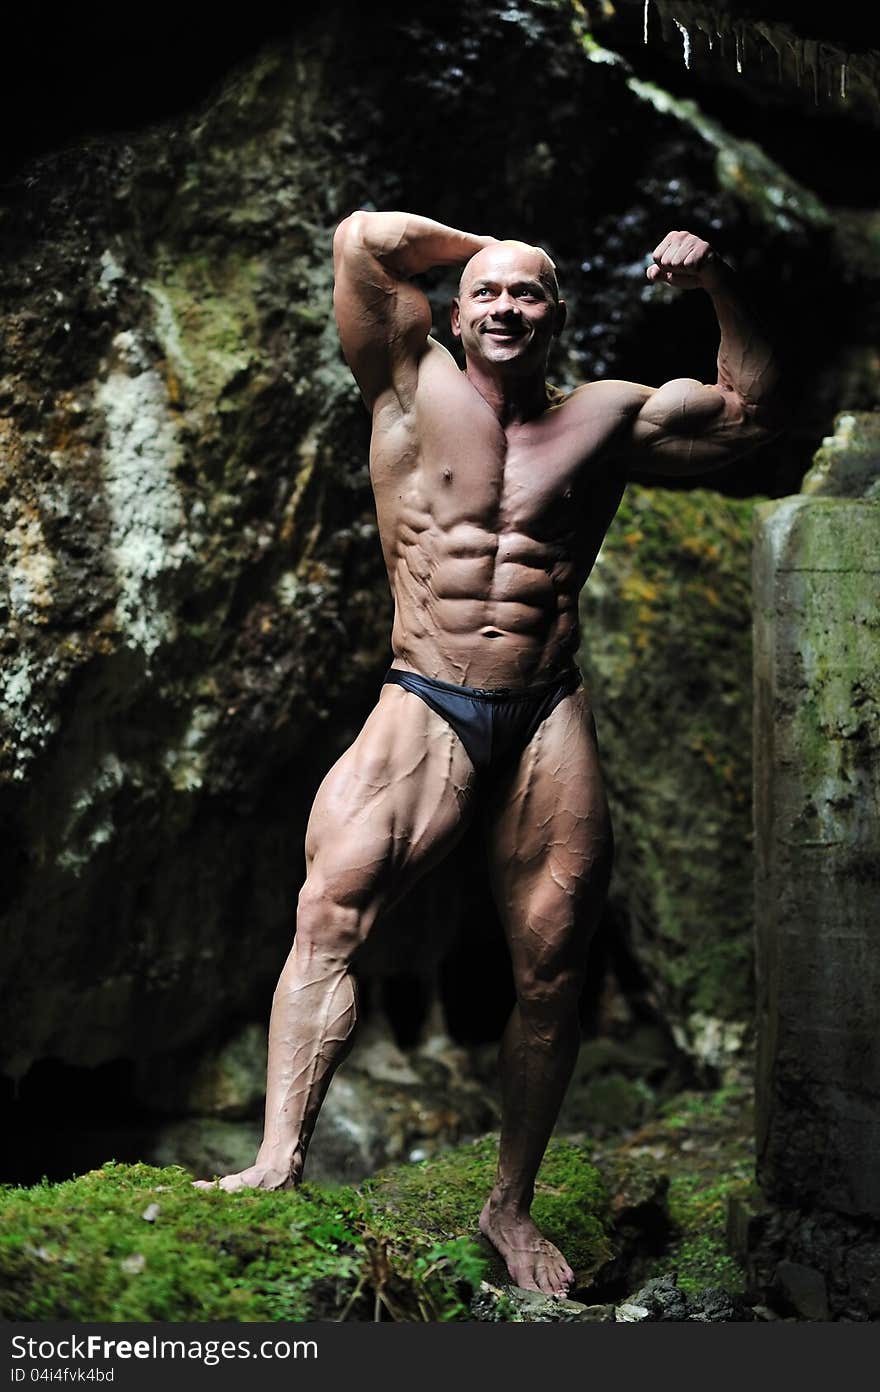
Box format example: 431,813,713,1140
382,665,582,773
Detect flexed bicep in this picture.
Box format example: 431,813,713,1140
628,376,760,476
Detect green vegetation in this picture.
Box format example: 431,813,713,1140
0,1138,611,1323
641,1082,755,1294
366,1135,612,1292
0,1072,761,1320
0,1163,367,1322
653,1171,752,1295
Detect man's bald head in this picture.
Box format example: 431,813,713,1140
458,240,560,304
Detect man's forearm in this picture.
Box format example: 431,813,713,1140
708,264,781,419
340,210,495,276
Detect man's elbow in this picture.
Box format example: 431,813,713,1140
742,396,789,447
333,213,366,259
718,380,786,446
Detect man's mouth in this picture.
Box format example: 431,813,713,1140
484,326,526,339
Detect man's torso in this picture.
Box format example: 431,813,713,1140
370,339,631,688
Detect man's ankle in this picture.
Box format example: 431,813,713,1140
486,1182,533,1216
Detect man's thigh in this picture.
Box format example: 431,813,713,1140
480,688,613,974
303,681,478,909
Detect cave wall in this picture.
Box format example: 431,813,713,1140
1,0,877,1094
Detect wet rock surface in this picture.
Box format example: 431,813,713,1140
743,1201,880,1321
2,0,877,1182
626,1271,755,1320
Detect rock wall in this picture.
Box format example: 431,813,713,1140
0,29,389,1077
2,0,876,1095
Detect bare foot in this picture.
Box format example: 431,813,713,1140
192,1153,301,1194
479,1196,575,1298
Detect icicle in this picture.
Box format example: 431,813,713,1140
643,0,650,45
804,41,819,105
840,62,848,100
696,19,714,55
673,17,691,69
735,29,743,75
755,23,782,84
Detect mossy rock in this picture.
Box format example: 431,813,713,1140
0,1162,368,1322
364,1134,613,1291
631,1083,756,1296
0,1137,612,1321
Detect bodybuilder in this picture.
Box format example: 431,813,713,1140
196,212,779,1297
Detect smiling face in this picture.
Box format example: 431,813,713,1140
451,241,565,375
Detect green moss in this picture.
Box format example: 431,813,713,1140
0,1159,494,1323
364,1135,613,1289
0,1139,612,1322
658,1083,751,1130
0,1162,367,1322
656,1171,751,1295
640,1083,754,1295
146,253,263,404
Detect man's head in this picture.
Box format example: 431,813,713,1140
451,240,566,376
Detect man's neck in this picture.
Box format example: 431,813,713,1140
464,359,550,426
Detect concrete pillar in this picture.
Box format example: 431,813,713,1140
753,495,880,1218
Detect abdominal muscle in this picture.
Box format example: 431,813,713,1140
386,522,583,689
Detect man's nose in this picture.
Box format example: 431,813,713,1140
495,291,519,314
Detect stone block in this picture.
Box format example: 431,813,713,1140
753,496,880,1217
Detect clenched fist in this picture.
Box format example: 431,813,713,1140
646,230,728,292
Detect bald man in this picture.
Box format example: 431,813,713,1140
196,212,779,1298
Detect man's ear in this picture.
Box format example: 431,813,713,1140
450,297,461,339
553,299,568,337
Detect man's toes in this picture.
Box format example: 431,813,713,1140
191,1179,217,1190
511,1264,542,1294
543,1260,572,1298
533,1264,560,1297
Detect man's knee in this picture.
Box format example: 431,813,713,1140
514,957,585,1031
295,874,375,961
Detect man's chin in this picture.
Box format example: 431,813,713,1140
480,337,530,361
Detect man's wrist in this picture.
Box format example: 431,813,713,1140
703,257,737,296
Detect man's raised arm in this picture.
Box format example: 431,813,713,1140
617,230,783,476
332,211,495,410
